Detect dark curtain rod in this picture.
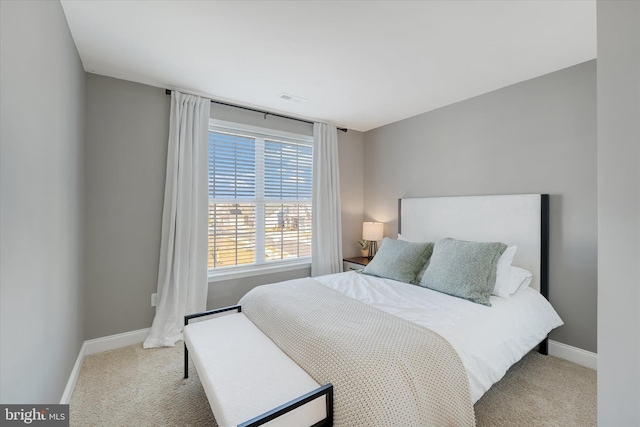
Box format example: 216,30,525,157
165,89,347,132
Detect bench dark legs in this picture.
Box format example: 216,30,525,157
184,342,189,378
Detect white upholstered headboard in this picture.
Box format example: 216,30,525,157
399,194,549,297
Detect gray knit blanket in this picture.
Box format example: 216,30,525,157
239,277,476,426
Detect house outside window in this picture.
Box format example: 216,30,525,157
208,120,312,280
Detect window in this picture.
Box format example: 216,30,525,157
208,120,313,277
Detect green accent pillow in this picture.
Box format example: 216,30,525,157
362,238,434,284
420,238,507,306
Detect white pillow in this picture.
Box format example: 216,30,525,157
492,246,517,298
508,266,533,294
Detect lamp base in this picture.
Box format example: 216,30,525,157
367,241,378,260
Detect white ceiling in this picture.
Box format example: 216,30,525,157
60,1,596,132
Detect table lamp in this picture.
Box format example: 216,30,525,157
362,222,384,259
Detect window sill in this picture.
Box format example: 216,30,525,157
208,261,311,283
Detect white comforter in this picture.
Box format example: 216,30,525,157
314,271,564,403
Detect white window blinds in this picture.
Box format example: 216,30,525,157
208,123,312,272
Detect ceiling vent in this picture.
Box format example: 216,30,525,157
279,93,306,103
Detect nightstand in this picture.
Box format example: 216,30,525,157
343,256,371,272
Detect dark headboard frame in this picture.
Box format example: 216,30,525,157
540,194,550,301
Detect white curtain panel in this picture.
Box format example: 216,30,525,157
144,91,211,348
311,123,343,276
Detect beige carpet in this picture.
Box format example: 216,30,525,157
70,344,595,426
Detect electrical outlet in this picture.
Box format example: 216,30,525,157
151,293,158,307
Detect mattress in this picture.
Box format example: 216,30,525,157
314,271,564,403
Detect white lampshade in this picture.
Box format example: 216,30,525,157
362,222,384,241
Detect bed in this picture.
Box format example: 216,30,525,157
183,194,563,427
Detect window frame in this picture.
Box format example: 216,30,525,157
207,119,313,282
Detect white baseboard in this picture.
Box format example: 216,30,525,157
84,328,150,355
60,341,87,404
60,328,150,404
548,339,597,370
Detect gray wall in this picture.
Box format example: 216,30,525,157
363,61,597,353
337,129,365,258
596,1,640,425
84,75,364,334
0,1,85,403
84,75,170,339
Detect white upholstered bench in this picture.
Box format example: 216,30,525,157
183,306,333,427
